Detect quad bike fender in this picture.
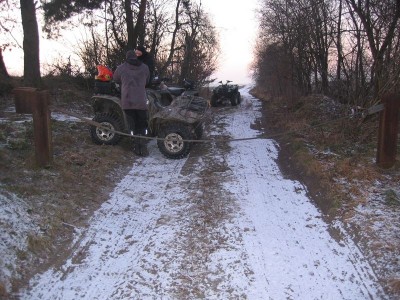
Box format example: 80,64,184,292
91,95,129,131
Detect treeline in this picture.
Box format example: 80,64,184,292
253,0,400,107
0,0,219,89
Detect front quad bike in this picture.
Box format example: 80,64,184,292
89,88,209,159
146,90,208,158
210,80,241,107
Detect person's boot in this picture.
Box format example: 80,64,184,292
133,134,148,156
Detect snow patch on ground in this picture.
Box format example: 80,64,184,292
7,86,388,299
1,106,82,123
0,189,41,292
351,181,400,282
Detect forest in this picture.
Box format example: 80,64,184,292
253,0,400,108
1,0,400,108
0,0,220,91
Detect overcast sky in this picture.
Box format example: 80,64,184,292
2,0,259,84
201,0,259,84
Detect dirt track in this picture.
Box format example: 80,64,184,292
19,87,386,299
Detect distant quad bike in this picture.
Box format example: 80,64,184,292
211,80,241,107
89,81,209,159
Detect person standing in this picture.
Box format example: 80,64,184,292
135,45,155,86
113,50,150,156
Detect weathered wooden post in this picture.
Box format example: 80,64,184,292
376,94,400,168
13,88,53,167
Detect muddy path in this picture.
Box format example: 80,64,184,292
20,87,386,299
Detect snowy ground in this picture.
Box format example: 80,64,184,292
15,86,387,299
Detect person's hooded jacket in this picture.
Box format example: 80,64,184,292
136,45,155,84
113,50,150,110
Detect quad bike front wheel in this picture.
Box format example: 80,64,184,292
90,113,123,145
157,123,193,159
230,94,238,106
230,91,241,106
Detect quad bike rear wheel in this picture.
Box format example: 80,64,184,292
157,123,193,159
210,94,219,107
90,113,123,145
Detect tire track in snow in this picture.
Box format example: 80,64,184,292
22,151,197,299
21,86,387,299
217,86,387,299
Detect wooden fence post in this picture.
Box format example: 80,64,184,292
376,94,400,168
13,88,53,167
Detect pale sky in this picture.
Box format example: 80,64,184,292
201,0,259,84
2,0,259,85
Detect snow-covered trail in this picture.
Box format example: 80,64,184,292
21,86,386,299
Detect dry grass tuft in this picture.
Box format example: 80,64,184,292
388,279,400,294
251,88,383,213
0,79,135,293
0,282,7,298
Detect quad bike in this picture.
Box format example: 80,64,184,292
153,77,199,98
89,80,209,159
181,79,200,97
210,80,241,107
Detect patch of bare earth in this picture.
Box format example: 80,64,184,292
251,87,400,298
1,81,399,298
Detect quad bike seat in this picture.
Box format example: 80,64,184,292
167,87,186,96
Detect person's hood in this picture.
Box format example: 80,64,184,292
136,45,147,55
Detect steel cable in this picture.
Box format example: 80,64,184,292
51,103,384,144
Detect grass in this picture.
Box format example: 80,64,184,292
251,86,400,296
0,77,136,295
251,86,387,214
1,78,398,296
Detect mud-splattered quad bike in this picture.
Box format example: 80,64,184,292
210,80,241,107
89,86,209,159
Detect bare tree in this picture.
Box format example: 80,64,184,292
0,3,11,79
0,48,9,78
254,0,400,105
124,0,135,50
40,0,219,84
154,0,218,83
344,0,400,97
133,0,147,47
158,0,184,76
20,0,41,87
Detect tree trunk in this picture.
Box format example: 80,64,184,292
20,0,41,88
180,34,194,82
0,49,10,79
124,0,135,50
159,0,182,76
346,0,400,98
0,48,12,95
336,0,342,81
133,0,147,47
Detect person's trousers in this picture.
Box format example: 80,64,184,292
124,109,148,135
